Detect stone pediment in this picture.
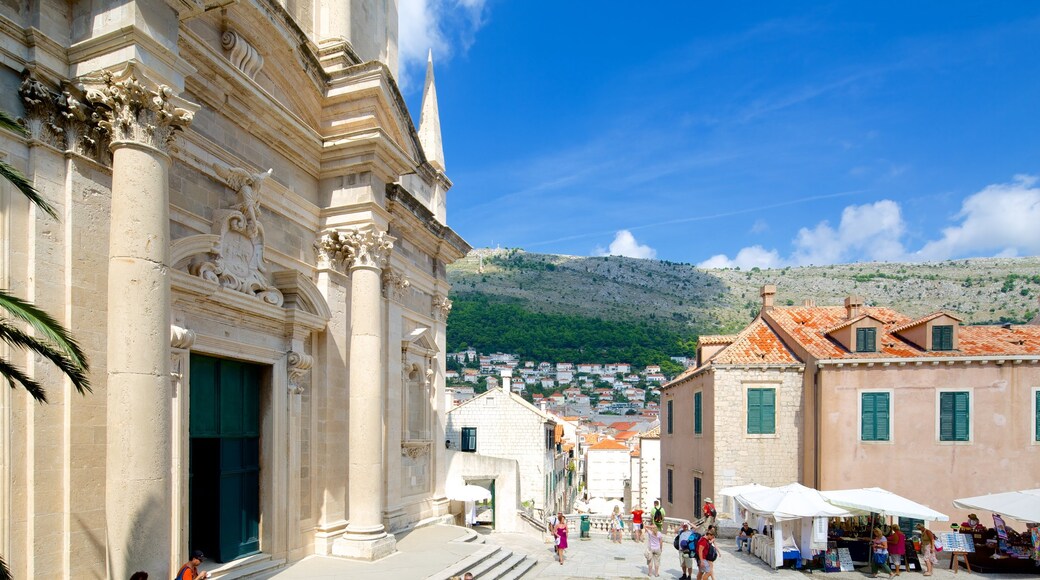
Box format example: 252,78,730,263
403,327,437,356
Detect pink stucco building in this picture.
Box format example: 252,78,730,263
661,286,1040,526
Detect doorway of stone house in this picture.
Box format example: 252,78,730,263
189,354,262,563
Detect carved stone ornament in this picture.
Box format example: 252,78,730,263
17,70,106,159
401,440,431,459
222,29,265,79
382,269,410,301
170,325,197,349
432,294,452,321
83,63,195,154
188,164,284,306
313,226,395,272
287,350,313,395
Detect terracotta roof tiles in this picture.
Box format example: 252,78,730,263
589,439,629,451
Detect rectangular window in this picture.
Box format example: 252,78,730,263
856,327,877,353
747,388,776,434
667,468,673,504
861,392,891,441
461,427,477,452
667,400,674,434
932,325,954,351
939,392,970,442
694,391,702,435
694,476,702,510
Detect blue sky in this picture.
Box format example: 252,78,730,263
398,1,1040,267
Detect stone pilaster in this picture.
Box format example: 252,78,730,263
88,63,196,580
332,226,397,560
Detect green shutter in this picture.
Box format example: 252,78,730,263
932,325,954,351
1035,391,1040,442
747,388,776,434
861,392,890,441
857,327,876,352
694,392,702,435
667,400,674,434
940,392,969,441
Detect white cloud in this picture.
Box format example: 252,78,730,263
398,0,488,89
699,245,782,269
915,174,1040,260
790,200,906,265
749,219,769,234
593,230,658,260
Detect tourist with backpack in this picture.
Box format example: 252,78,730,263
651,499,666,528
674,521,699,580
696,530,718,580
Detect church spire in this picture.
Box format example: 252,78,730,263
418,49,445,173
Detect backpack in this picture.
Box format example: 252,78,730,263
680,531,701,553
652,508,664,525
705,541,718,562
709,507,717,517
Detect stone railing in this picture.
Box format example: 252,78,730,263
559,514,691,537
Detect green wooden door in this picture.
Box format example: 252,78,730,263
189,354,262,563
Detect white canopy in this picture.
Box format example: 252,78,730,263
953,488,1040,524
718,482,768,498
446,484,492,502
822,487,948,522
735,483,855,522
587,497,625,515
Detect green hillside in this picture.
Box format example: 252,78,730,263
445,248,1040,364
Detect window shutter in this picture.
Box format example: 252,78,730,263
1035,391,1040,442
694,392,702,435
875,393,890,441
857,327,876,352
939,393,955,441
667,400,674,434
761,388,776,434
747,389,761,434
667,469,673,504
861,393,876,441
932,325,954,350
953,391,969,441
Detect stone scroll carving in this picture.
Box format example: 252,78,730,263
382,269,410,301
401,441,431,459
287,350,313,395
188,164,284,306
432,294,452,321
313,226,395,272
84,63,195,154
222,30,264,79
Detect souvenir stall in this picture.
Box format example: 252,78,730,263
717,483,768,528
734,483,855,569
822,487,949,571
952,489,1040,573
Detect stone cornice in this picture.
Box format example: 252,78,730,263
245,0,328,87
68,24,196,89
0,16,68,79
386,183,471,263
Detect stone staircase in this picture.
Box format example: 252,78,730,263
207,553,286,580
425,528,538,580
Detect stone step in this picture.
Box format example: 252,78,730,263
425,545,503,580
479,552,531,579
463,546,514,578
207,554,286,580
496,555,538,580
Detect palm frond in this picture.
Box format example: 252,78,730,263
0,553,10,580
0,109,26,136
0,357,48,402
0,290,88,369
0,159,57,220
0,320,91,395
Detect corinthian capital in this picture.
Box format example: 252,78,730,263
433,294,453,321
341,226,395,271
84,62,197,154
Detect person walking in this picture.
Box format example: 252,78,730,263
174,550,209,580
915,523,938,577
644,521,663,577
870,527,894,578
553,513,569,565
887,525,906,576
631,506,644,541
675,522,696,580
695,530,717,580
610,505,624,543
701,497,717,529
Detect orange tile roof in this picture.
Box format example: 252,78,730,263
711,318,801,365
630,449,640,457
609,421,637,431
589,439,629,451
823,313,886,334
699,334,739,345
614,431,637,441
890,310,965,334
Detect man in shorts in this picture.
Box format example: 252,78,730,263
696,530,716,580
676,521,695,580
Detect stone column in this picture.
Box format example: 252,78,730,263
88,64,195,579
332,226,397,560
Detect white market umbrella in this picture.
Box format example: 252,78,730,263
953,488,1040,524
587,497,625,515
718,483,769,498
447,484,492,502
573,499,589,513
735,483,856,521
823,487,948,522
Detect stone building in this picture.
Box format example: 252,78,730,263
0,0,469,577
446,383,568,519
630,424,661,511
661,286,1040,526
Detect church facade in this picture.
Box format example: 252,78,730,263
0,0,469,577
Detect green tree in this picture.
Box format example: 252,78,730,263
1,109,92,579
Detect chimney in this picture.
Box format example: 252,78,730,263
844,295,863,319
760,285,776,310
803,298,816,307
500,368,513,393
539,400,548,413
